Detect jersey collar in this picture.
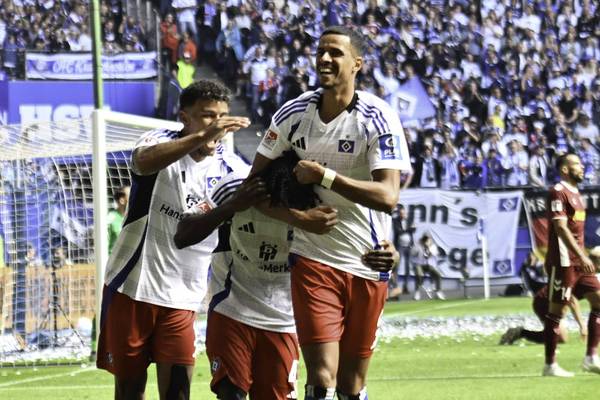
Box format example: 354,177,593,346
316,91,359,113
560,180,579,193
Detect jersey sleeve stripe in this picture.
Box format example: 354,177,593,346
274,102,312,125
273,93,320,124
356,103,385,136
211,179,245,204
357,100,391,132
368,209,381,250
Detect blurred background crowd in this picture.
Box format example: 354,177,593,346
2,0,599,189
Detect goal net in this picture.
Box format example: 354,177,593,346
0,111,181,365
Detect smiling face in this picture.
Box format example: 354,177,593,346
316,33,362,91
179,99,229,158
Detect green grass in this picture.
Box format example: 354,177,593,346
1,297,597,399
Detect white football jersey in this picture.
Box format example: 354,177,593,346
104,128,248,311
205,167,295,333
257,89,412,281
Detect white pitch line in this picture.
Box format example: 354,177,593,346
0,367,95,388
387,298,488,317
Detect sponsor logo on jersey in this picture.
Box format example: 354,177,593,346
338,139,355,153
238,222,255,233
292,136,306,150
186,194,201,209
262,130,278,149
159,203,184,220
573,210,586,221
551,200,563,212
498,197,518,212
259,262,290,273
259,241,278,261
378,134,402,160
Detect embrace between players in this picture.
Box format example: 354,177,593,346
97,26,411,400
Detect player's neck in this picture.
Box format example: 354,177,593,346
560,179,578,192
117,205,126,216
319,86,355,123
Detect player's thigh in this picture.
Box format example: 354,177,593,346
340,277,387,358
290,255,346,345
151,307,196,366
97,288,155,380
576,274,600,308
206,311,256,393
251,331,300,400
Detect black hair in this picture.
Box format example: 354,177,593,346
259,151,319,210
179,80,231,111
321,25,366,56
555,152,576,172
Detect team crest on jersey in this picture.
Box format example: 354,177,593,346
378,134,402,160
186,194,201,208
262,130,278,149
207,176,220,188
338,139,355,153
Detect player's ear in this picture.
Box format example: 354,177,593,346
178,109,189,125
353,56,363,73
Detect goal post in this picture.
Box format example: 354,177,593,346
0,111,182,364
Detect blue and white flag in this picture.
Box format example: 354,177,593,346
390,77,436,121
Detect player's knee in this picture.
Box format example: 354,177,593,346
214,377,246,400
305,385,335,400
115,375,147,399
337,387,368,400
166,365,190,400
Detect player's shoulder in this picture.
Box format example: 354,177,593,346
356,90,395,114
272,90,321,127
217,147,250,172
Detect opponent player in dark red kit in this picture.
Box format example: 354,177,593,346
543,153,600,377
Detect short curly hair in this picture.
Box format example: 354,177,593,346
259,151,319,210
179,79,231,110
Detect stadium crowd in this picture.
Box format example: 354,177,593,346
2,0,600,190
0,0,147,77
161,0,600,189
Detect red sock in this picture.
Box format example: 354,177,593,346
521,329,544,344
544,313,562,364
587,311,600,357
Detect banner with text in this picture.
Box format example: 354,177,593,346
25,52,158,80
523,188,600,260
398,189,523,278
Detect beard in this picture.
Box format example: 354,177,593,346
570,171,584,183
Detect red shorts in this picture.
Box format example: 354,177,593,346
290,254,387,358
206,311,299,400
96,286,196,379
546,265,600,304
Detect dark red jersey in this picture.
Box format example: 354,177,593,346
544,181,586,268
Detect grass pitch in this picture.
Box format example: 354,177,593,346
1,297,598,399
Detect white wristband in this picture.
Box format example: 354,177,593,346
320,168,336,189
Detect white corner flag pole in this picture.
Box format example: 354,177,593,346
479,218,490,300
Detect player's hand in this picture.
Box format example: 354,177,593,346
298,205,338,234
580,325,588,342
362,240,399,272
198,116,251,143
228,176,269,212
293,160,325,185
579,254,595,274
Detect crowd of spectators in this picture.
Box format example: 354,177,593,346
159,0,600,189
2,0,600,190
0,0,148,77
